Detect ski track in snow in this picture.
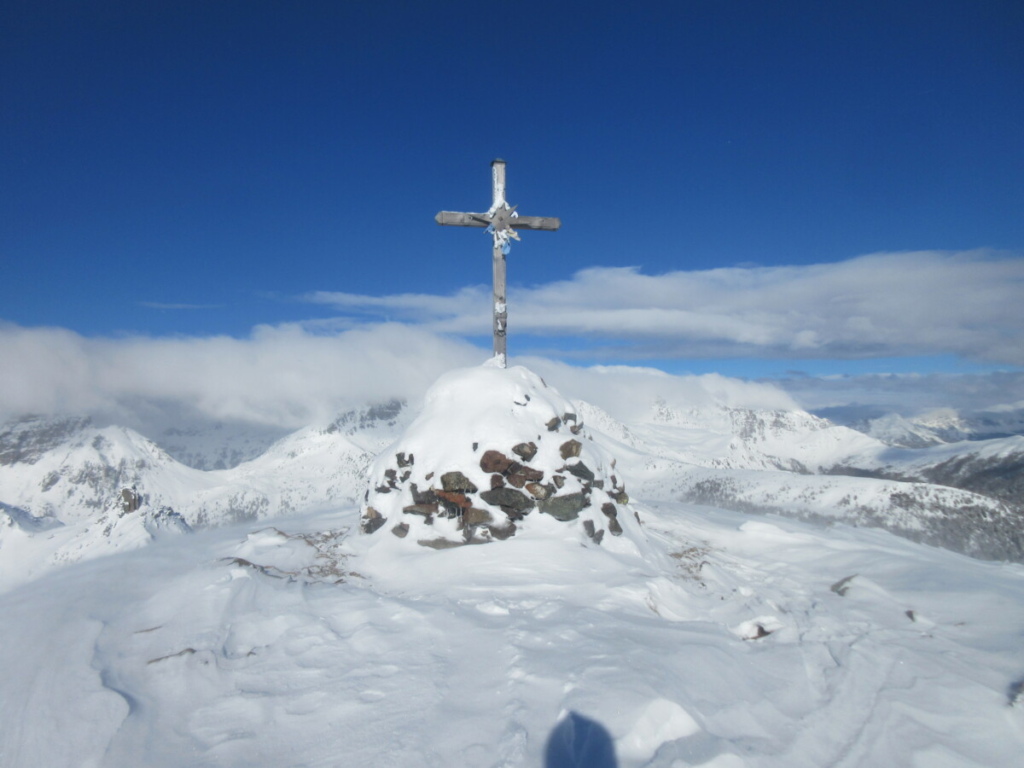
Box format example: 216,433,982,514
2,501,1023,768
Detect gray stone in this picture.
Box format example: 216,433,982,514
512,442,538,462
566,460,595,483
362,517,386,535
546,417,562,432
410,483,437,505
487,522,517,540
583,519,604,545
601,502,618,518
403,503,438,518
480,487,535,513
396,452,414,468
361,507,386,534
121,488,140,514
539,492,588,521
463,507,494,526
608,517,623,536
831,575,857,596
441,471,478,493
391,523,409,538
417,538,463,550
525,482,553,500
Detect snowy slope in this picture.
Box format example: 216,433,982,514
570,401,1024,562
1,501,1021,767
0,406,407,588
4,369,1023,589
2,363,1024,767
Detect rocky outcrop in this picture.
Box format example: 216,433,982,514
358,363,640,551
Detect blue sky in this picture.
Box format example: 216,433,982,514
2,0,1023,416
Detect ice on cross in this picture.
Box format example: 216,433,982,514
435,159,561,367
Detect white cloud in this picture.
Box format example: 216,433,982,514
0,322,802,431
523,358,800,423
0,323,483,428
4,251,1022,432
776,370,1024,415
306,250,1024,365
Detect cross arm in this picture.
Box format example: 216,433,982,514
435,211,491,228
435,211,561,231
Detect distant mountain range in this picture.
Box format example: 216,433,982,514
2,391,1022,588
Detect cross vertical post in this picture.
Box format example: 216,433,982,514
490,160,509,363
435,160,561,368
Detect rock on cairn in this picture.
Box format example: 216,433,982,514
359,362,639,550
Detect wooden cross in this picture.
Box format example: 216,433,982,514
435,159,561,367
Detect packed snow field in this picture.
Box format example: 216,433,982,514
4,502,1023,767
2,364,1024,766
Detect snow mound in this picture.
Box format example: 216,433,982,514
358,362,647,556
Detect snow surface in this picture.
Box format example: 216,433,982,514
2,501,1022,767
2,363,1024,767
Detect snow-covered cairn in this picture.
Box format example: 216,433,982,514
359,362,640,550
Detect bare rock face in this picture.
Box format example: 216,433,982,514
357,363,640,551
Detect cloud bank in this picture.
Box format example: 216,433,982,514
0,323,482,428
0,322,800,431
4,251,1022,432
307,250,1024,365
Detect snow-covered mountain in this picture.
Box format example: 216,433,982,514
825,403,1024,447
2,364,1023,767
570,402,1024,562
0,404,409,587
3,368,1023,589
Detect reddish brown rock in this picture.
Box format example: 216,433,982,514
512,465,544,483
435,490,473,509
480,450,515,474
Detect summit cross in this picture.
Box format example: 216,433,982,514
435,159,561,368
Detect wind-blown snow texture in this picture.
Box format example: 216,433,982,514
1,364,1023,766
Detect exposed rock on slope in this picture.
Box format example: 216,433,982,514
359,363,643,552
